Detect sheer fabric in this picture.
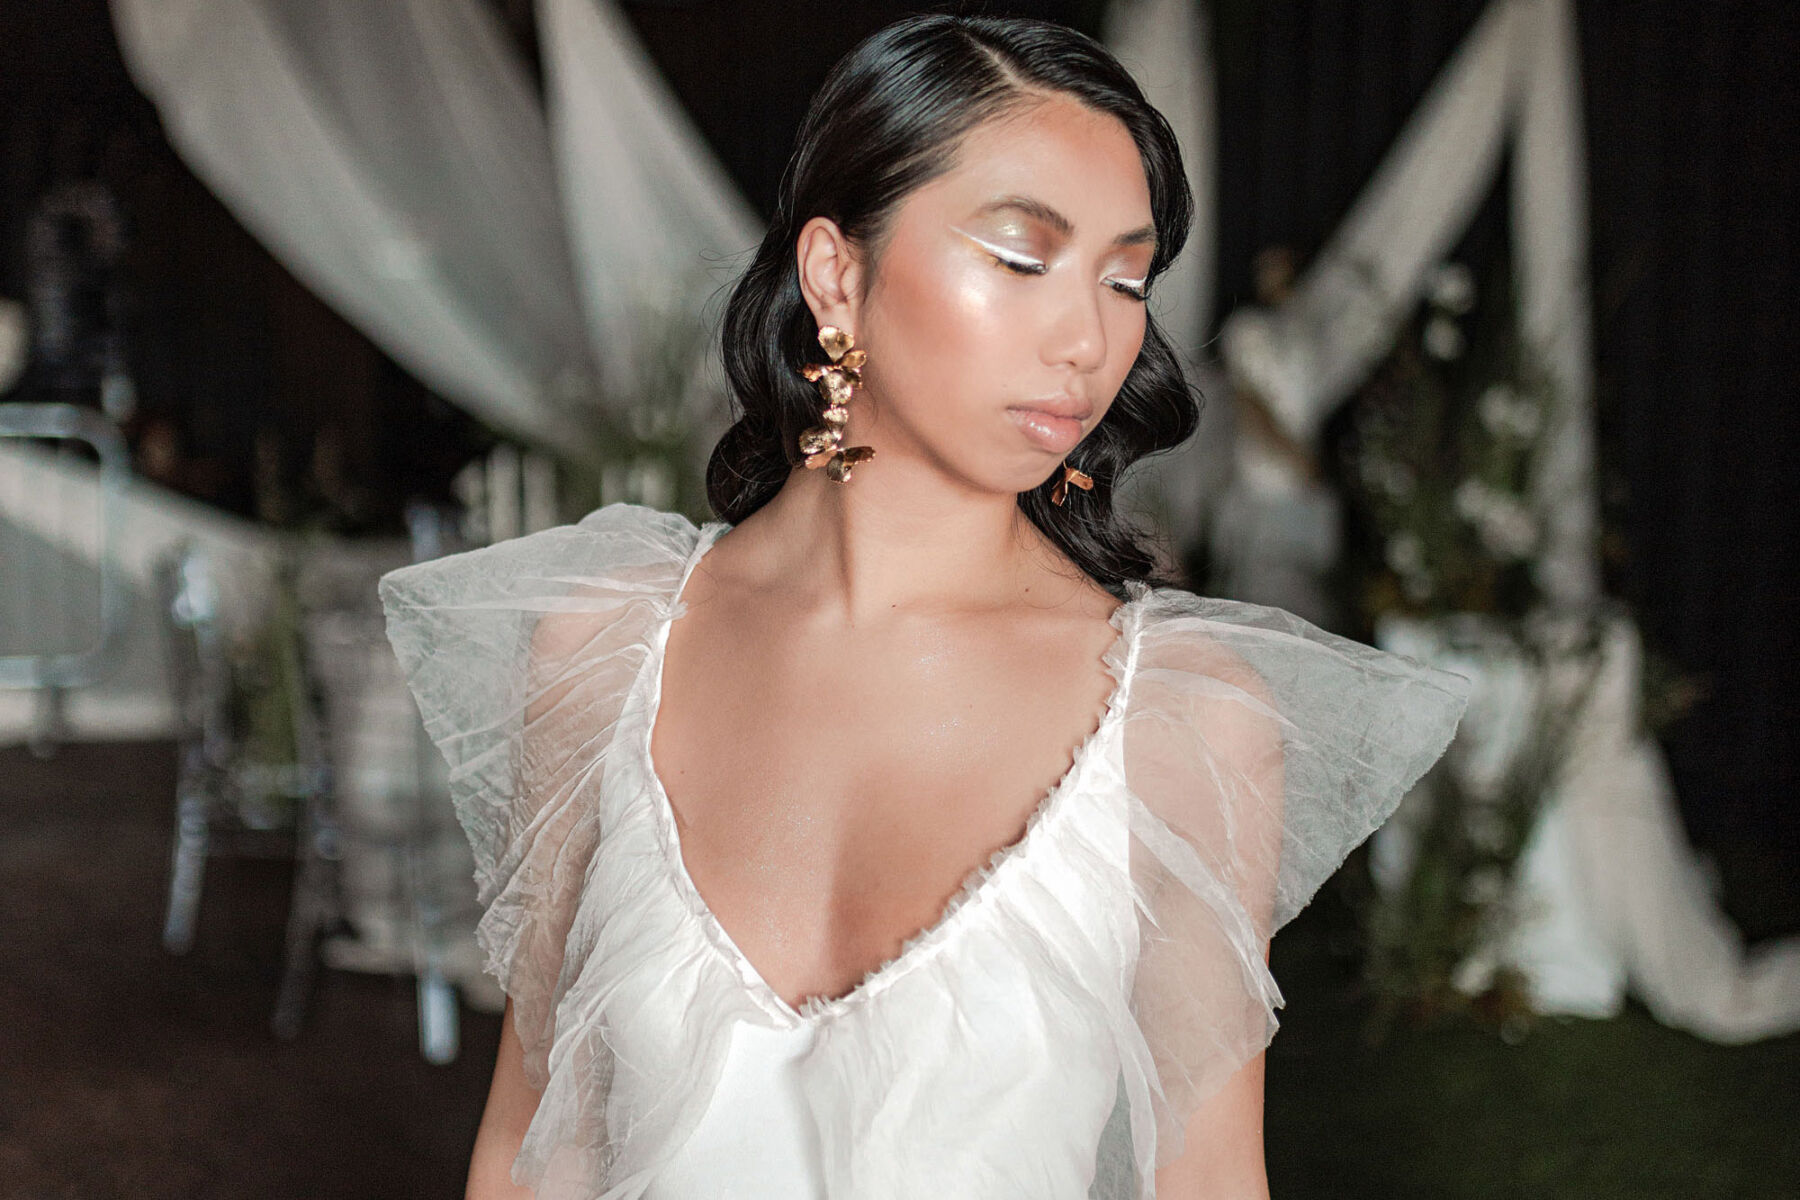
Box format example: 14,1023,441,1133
379,502,1471,1198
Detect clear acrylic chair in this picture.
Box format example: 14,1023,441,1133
0,402,133,757
298,501,482,1065
152,541,345,1040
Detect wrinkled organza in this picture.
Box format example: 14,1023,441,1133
380,502,1471,1199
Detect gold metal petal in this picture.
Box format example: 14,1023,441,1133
825,451,850,482
818,326,854,361
840,444,875,464
805,449,835,469
801,363,827,382
821,404,850,427
797,425,838,456
837,348,867,371
818,371,855,404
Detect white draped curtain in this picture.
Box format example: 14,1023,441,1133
538,0,760,419
109,0,761,458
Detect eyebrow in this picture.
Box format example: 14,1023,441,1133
973,195,1158,248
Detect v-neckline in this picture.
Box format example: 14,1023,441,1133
636,517,1145,1027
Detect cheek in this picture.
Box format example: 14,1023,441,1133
863,243,1024,408
1104,308,1148,390
1083,306,1148,431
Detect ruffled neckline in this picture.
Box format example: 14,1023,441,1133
636,517,1149,1028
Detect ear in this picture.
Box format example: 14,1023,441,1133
795,216,864,334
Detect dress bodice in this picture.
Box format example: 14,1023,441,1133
380,502,1472,1199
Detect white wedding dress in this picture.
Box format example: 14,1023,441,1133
379,502,1470,1199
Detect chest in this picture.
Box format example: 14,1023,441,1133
646,601,1122,1011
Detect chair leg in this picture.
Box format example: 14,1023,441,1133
402,809,461,1065
162,760,212,954
417,966,460,1067
272,786,341,1040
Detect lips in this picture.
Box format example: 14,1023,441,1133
1013,396,1093,420
1006,400,1091,454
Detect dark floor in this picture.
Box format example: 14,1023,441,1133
2,739,1796,1199
0,740,500,1200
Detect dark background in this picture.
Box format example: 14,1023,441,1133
1,0,1794,929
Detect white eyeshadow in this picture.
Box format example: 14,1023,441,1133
951,227,1042,269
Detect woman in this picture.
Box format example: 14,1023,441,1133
381,14,1470,1199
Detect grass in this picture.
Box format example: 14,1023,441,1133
1263,891,1800,1199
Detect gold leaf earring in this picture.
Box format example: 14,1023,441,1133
1050,463,1094,507
797,325,876,483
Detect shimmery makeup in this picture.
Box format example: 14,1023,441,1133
950,225,1043,271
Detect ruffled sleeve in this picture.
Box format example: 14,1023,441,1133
377,502,702,1090
1114,587,1472,1177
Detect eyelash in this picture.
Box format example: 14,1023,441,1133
988,255,1149,303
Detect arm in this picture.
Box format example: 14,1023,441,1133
1133,635,1281,1199
465,998,544,1200
1151,946,1273,1200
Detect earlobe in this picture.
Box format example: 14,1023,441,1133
796,216,861,330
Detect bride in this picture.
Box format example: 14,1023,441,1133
381,13,1470,1199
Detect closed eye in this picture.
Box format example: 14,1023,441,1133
1108,277,1149,301
988,251,1047,277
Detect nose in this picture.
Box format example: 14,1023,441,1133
1041,280,1108,373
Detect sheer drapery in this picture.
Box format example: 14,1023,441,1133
1377,609,1800,1042
537,0,759,443
1218,0,1595,608
109,0,601,451
109,0,762,456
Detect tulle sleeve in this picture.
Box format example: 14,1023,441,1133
377,503,700,1089
1115,588,1473,1172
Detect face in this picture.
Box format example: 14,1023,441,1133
802,94,1156,495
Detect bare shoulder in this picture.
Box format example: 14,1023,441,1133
1135,586,1280,711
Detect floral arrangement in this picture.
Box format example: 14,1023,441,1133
1333,260,1553,623
1329,257,1599,1036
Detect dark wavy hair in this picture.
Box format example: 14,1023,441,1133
705,13,1201,598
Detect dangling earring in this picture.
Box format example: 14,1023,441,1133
1050,462,1094,507
796,325,876,483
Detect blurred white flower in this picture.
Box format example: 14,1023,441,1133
1385,531,1425,575
1423,314,1465,360
1455,479,1540,561
1478,499,1539,560
1454,477,1494,522
1478,384,1518,436
1479,383,1544,441
1427,262,1477,314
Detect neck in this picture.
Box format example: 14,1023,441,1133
730,456,1064,622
